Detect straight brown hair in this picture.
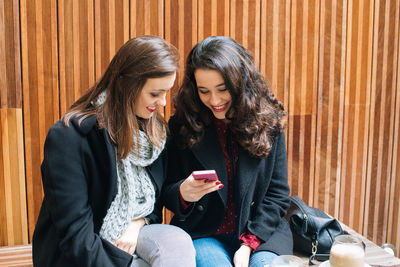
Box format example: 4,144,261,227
63,36,179,159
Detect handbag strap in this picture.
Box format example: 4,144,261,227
311,236,318,256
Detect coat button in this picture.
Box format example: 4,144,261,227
250,201,255,207
197,204,204,211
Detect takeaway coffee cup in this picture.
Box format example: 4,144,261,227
330,235,365,267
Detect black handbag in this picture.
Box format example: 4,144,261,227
285,195,345,264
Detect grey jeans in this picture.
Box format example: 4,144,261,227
130,224,196,267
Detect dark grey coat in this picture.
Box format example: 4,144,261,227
32,116,167,267
163,116,293,255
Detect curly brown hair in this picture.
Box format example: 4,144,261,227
63,35,179,159
174,36,286,158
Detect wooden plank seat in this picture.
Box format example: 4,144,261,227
0,245,33,267
1,222,399,267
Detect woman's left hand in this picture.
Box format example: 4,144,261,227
114,218,146,255
233,244,252,267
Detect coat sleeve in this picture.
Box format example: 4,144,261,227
40,123,132,266
246,131,291,242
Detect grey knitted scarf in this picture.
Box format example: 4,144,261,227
93,91,166,243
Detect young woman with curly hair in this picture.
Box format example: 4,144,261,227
163,36,292,267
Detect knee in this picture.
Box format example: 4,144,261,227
165,225,195,253
139,224,195,253
138,224,196,266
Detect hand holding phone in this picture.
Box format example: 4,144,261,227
192,170,218,182
180,170,223,202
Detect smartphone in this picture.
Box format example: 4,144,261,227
192,170,218,182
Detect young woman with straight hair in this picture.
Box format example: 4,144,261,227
33,36,196,267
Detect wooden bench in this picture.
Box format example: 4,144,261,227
0,245,32,267
0,225,399,267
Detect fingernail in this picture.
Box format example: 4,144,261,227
216,181,221,185
219,184,224,189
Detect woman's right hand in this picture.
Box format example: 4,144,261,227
179,174,224,202
114,218,145,255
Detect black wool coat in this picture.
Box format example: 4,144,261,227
163,116,293,255
32,116,167,267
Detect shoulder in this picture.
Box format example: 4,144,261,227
51,115,97,134
45,115,99,149
266,131,286,161
273,131,285,144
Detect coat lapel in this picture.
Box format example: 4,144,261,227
236,145,261,210
78,116,118,212
191,125,229,206
101,128,119,209
146,151,165,196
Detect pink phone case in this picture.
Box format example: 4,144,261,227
192,170,218,181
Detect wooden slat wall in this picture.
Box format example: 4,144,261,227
198,0,230,40
94,0,130,81
20,0,59,244
58,0,95,115
1,0,400,254
0,0,22,109
0,0,28,246
340,0,374,234
163,0,198,222
230,0,260,67
365,0,400,247
287,0,320,204
165,0,198,119
260,0,290,110
131,0,164,37
314,0,347,219
388,33,400,253
0,110,28,246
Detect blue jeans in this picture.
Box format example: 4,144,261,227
193,235,278,267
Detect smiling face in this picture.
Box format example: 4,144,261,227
194,69,232,121
135,73,176,119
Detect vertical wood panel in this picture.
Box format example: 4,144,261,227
230,0,260,66
94,0,129,80
0,113,5,244
339,0,374,233
314,0,347,217
131,0,164,37
165,0,198,120
287,0,320,204
164,0,198,222
58,0,95,115
387,22,400,252
198,0,230,40
20,0,59,240
260,0,290,110
0,0,27,246
364,0,400,246
0,109,28,246
131,0,165,118
0,0,5,107
0,0,22,109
